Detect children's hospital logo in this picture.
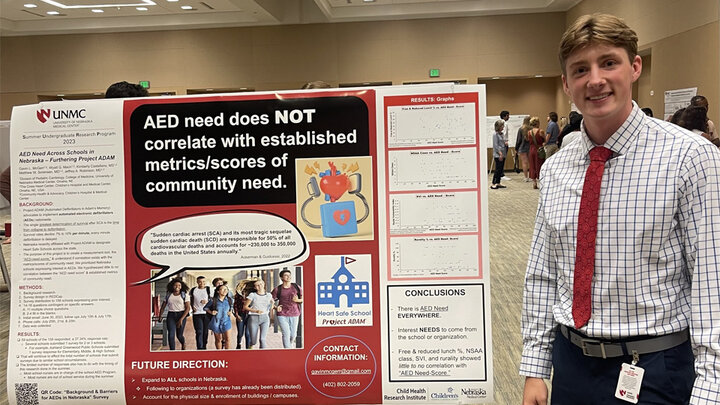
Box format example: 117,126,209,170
317,256,370,308
315,255,373,327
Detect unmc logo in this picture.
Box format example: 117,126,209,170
36,108,87,123
36,109,50,123
53,109,87,119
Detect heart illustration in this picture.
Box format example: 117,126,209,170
319,162,350,202
333,209,351,225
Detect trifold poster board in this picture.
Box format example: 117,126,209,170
7,84,492,404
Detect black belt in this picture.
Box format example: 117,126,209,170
559,324,689,358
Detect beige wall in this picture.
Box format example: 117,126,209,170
0,13,567,119
481,77,562,123
568,0,719,121
1,3,718,124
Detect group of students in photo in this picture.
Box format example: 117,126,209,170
155,270,303,351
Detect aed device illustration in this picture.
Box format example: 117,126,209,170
317,256,370,308
300,160,370,238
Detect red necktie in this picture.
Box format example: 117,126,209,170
572,146,613,328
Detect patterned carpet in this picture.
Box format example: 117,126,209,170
0,171,540,404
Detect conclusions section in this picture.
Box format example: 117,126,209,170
387,284,488,382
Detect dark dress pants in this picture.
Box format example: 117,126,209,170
551,329,694,405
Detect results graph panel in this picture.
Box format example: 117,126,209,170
390,235,480,278
388,147,477,192
387,103,476,148
389,191,478,235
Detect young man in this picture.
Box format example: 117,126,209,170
520,14,720,404
543,112,559,158
500,110,513,180
189,276,212,350
272,269,303,348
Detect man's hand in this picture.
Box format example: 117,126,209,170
523,377,548,405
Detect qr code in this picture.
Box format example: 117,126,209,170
15,383,39,405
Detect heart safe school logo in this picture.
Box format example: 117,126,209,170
36,109,50,123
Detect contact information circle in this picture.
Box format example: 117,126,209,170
305,335,377,399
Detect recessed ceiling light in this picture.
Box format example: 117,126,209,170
166,0,179,2
41,0,156,8
47,10,60,14
181,5,192,9
24,3,38,7
535,74,543,78
136,6,147,10
363,0,375,2
492,77,500,80
91,8,103,12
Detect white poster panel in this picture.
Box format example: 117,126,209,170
664,87,698,120
7,84,493,404
376,84,494,403
8,100,127,403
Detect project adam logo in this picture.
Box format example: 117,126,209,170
36,108,88,124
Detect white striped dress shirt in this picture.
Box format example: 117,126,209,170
520,104,720,404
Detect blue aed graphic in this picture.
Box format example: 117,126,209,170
317,256,370,308
300,161,369,237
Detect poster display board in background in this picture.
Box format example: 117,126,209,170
7,84,492,404
485,114,528,148
664,87,697,120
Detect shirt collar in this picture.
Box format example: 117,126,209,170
579,102,644,158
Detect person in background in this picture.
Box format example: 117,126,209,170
543,112,560,159
301,80,332,89
526,117,545,190
559,112,583,148
670,107,686,125
558,111,581,148
205,283,233,350
521,13,720,404
690,95,717,145
272,269,303,348
157,278,191,350
515,116,532,182
558,116,568,130
641,107,654,117
104,81,149,98
189,276,211,350
500,110,512,181
490,119,507,190
680,105,720,146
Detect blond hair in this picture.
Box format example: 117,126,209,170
559,13,638,74
519,116,532,135
529,116,540,128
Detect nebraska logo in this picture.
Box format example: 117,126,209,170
461,388,487,398
36,109,50,123
36,108,87,123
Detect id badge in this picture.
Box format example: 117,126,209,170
614,363,645,403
